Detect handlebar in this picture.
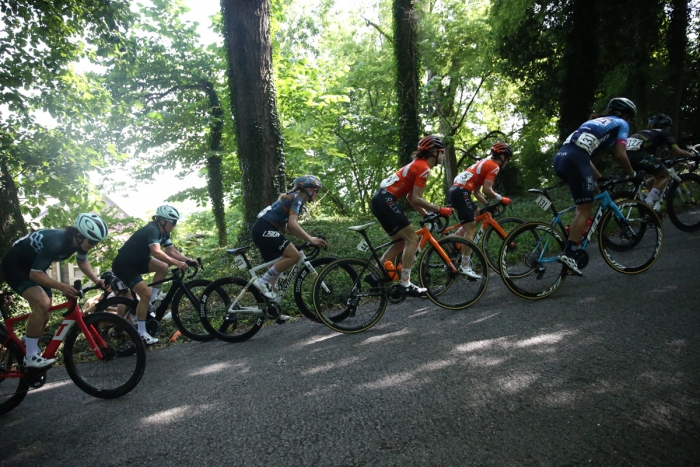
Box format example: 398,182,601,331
420,212,450,233
172,257,204,280
296,235,326,261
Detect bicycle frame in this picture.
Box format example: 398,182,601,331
441,210,509,244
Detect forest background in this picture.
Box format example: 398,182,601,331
0,0,698,282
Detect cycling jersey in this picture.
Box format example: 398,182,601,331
626,128,678,153
453,159,500,192
116,222,172,264
380,158,431,199
258,191,305,230
562,116,630,156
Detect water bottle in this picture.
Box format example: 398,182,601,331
384,261,399,282
565,217,593,245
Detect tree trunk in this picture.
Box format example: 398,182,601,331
201,80,228,247
393,0,421,167
0,159,27,285
629,0,662,120
667,0,688,139
220,0,285,236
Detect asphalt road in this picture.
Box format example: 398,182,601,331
1,225,699,466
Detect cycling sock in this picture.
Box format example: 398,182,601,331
645,188,661,205
399,268,411,285
24,336,39,356
261,266,280,284
137,320,146,335
149,286,160,303
461,254,472,266
564,240,577,256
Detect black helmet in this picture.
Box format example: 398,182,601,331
607,97,637,118
417,135,446,152
490,142,513,160
648,114,672,129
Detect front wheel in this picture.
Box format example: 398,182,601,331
312,258,387,334
293,256,338,323
64,313,147,399
199,277,264,343
598,200,663,274
667,173,700,232
0,333,28,414
499,222,567,300
418,236,489,310
171,279,216,342
481,217,527,274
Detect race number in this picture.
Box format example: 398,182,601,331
356,240,370,252
380,174,399,189
574,132,601,154
626,137,643,151
534,194,552,211
233,255,247,270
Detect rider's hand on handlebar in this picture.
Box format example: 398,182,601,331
175,261,189,272
438,206,453,217
500,197,511,206
94,278,106,290
60,283,80,299
310,236,328,249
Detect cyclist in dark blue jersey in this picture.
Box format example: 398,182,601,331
553,97,638,276
251,175,328,315
111,205,194,345
0,214,108,368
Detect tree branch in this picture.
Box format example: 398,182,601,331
361,16,393,43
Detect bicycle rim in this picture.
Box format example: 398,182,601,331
312,258,387,334
0,334,28,414
64,313,146,399
200,277,264,343
172,279,216,341
419,236,489,310
599,201,663,274
482,217,526,275
499,222,567,299
293,256,338,323
667,173,700,232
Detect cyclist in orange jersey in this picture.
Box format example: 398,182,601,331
448,142,513,278
369,135,454,296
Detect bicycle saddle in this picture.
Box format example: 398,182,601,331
226,246,252,255
348,222,376,232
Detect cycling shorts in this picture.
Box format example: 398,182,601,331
0,248,52,298
626,150,666,176
112,255,153,290
251,218,290,263
553,145,595,205
370,189,412,236
448,185,477,224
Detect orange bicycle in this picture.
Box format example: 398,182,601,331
311,213,489,334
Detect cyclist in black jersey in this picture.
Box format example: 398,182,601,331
626,113,698,208
251,175,328,317
553,97,638,276
111,205,195,345
0,213,108,368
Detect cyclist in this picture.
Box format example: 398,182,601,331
626,113,698,209
0,213,108,368
111,205,194,344
449,142,513,279
251,175,328,319
553,97,638,276
370,135,453,296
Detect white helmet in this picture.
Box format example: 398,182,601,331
74,213,108,242
155,205,180,222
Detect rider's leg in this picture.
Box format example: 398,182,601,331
148,257,169,302
264,244,301,289
392,225,420,286
566,203,593,256
22,286,52,358
646,167,670,207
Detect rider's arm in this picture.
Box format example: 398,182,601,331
670,145,696,159
287,214,327,248
163,245,193,263
481,180,501,202
28,270,78,298
407,185,440,217
613,143,635,176
472,186,489,206
76,259,102,287
150,243,186,269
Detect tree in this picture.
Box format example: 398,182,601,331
220,0,286,232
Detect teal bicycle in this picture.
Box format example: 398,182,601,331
498,181,663,299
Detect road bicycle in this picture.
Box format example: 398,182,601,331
608,152,700,232
94,259,214,342
0,281,147,415
198,237,337,342
498,180,663,299
311,212,489,334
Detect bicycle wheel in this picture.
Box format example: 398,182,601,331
418,236,489,310
293,256,338,323
171,279,216,342
94,296,139,357
199,277,264,343
64,313,146,399
481,217,527,274
312,258,387,334
499,222,567,299
598,200,663,274
667,173,700,232
0,333,28,414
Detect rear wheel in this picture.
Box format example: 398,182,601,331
64,313,146,399
667,173,700,232
171,279,216,342
199,277,264,343
0,333,28,414
481,217,526,274
94,296,139,357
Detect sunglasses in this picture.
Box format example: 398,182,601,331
169,220,177,226
87,239,99,246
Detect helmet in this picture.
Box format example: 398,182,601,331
418,135,446,152
607,97,637,117
74,213,108,242
490,142,513,159
293,175,322,191
648,113,672,129
155,205,180,222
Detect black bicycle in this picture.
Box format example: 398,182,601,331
94,259,215,342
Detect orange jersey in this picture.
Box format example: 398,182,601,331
380,158,431,199
453,159,500,192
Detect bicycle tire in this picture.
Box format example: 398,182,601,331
499,222,567,300
64,313,146,399
418,236,489,310
293,256,338,323
171,279,216,342
667,173,700,232
312,257,387,334
94,296,140,357
199,277,264,343
481,216,527,274
0,332,29,414
598,200,663,274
